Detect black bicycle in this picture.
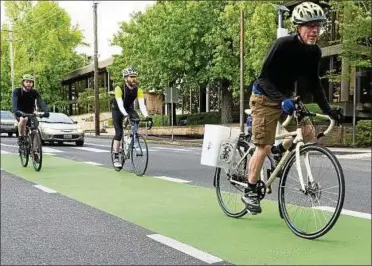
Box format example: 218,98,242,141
110,117,153,176
17,111,48,171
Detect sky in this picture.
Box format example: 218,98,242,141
1,1,155,60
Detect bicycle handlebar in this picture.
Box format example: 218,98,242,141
282,111,335,138
16,111,48,118
130,117,153,130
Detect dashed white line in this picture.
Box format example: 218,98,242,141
83,161,103,166
153,176,191,183
147,234,222,264
33,185,57,194
43,147,64,153
313,206,371,219
74,147,109,153
336,153,371,160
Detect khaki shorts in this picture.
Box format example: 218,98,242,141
249,93,313,145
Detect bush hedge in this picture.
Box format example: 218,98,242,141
356,120,372,147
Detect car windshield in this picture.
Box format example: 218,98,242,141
39,113,74,124
1,111,15,119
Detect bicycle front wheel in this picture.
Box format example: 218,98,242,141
130,134,149,176
31,130,43,171
278,144,345,239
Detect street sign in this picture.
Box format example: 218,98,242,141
164,87,178,104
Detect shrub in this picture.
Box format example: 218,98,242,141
356,120,372,147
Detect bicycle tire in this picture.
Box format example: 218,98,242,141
130,133,149,176
19,135,30,167
278,144,345,239
111,138,125,171
31,130,43,171
215,140,251,218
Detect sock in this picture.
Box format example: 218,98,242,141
271,143,286,154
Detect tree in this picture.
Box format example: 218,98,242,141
2,0,88,111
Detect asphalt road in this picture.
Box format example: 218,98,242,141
1,134,371,265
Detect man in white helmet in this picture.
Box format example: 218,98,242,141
242,2,343,214
110,67,152,168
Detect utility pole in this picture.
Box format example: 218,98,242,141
93,1,100,135
8,20,15,91
239,9,244,133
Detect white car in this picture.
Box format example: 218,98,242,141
38,112,84,146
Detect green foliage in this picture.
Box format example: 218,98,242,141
329,0,372,68
77,88,111,112
356,120,372,147
1,1,88,110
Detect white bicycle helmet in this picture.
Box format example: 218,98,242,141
122,67,137,78
291,2,327,25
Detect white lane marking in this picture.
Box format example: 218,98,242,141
74,147,109,153
313,206,371,220
1,143,17,148
84,142,110,147
1,150,11,154
83,161,103,166
336,153,371,160
153,176,191,183
33,185,57,194
43,147,64,153
84,143,158,152
147,234,222,264
153,147,191,152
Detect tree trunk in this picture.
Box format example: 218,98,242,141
220,79,233,124
340,57,350,102
199,84,206,113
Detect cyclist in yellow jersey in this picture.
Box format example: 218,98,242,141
111,67,152,168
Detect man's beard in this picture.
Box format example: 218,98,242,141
127,80,137,88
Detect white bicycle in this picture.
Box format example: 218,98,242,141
214,97,345,239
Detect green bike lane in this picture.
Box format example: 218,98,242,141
1,154,370,265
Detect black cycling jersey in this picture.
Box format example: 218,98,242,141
111,84,144,110
254,34,331,114
12,87,47,114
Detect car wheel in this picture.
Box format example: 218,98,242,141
76,140,84,146
8,133,13,137
15,131,19,137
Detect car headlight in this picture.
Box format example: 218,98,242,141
42,128,59,134
14,121,18,127
77,128,83,134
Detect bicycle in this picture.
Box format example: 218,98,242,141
17,111,48,172
214,97,345,239
110,116,153,176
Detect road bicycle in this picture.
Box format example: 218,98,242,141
214,97,345,239
17,111,48,172
110,117,153,176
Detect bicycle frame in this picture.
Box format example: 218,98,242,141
227,111,335,193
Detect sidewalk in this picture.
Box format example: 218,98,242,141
84,132,371,153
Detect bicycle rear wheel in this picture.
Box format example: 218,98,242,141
31,130,43,171
278,144,345,239
130,134,149,176
111,138,125,171
215,140,252,218
19,136,30,167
